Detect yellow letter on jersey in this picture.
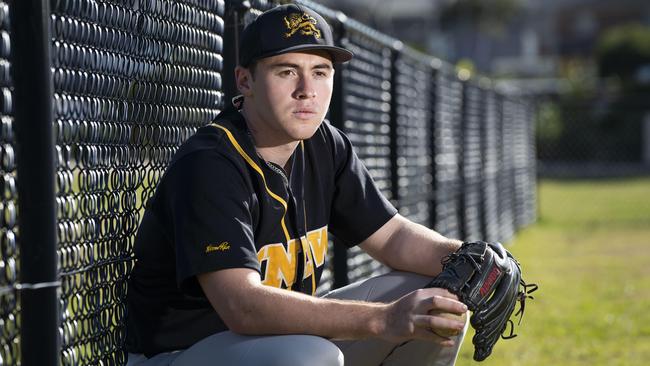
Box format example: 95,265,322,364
257,241,298,288
307,227,328,267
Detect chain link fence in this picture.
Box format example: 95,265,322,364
0,0,537,364
0,0,19,363
50,0,226,364
536,91,650,177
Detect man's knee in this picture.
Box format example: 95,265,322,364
324,271,433,303
171,332,342,366
260,335,344,366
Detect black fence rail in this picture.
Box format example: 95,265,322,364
0,0,537,365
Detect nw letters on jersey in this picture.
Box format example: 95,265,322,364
257,225,328,288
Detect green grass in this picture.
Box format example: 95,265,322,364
457,177,650,366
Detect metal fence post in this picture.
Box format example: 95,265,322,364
428,65,438,230
388,46,401,210
457,81,467,240
222,0,251,103
328,12,349,289
11,0,59,365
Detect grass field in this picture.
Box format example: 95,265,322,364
457,177,650,365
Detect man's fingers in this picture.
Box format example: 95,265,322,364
413,313,465,337
411,320,456,346
435,288,459,301
419,287,458,301
426,295,468,315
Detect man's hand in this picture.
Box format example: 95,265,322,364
380,288,467,346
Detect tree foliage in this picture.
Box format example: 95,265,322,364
596,24,650,83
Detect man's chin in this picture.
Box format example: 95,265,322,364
290,123,322,141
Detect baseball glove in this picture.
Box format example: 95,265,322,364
427,241,537,361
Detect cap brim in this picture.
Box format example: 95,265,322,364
256,44,354,64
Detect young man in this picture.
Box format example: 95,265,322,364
126,4,467,366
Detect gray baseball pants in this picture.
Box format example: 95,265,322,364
127,271,468,366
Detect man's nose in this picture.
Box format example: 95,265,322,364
294,76,317,99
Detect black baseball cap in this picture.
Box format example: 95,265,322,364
238,4,353,67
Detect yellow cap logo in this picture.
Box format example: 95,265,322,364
284,12,321,39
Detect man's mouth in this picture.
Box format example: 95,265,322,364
293,109,317,118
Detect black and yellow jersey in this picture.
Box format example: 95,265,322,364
126,107,397,357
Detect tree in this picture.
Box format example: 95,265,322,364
596,24,650,87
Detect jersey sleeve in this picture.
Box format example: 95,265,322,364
158,150,260,293
326,124,398,247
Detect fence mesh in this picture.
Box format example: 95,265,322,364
394,51,434,227
513,99,537,228
2,1,537,364
481,87,501,242
498,96,518,241
536,93,650,166
460,82,484,241
338,24,394,284
51,0,225,364
432,65,463,239
0,0,19,364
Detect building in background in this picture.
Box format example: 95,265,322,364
318,0,650,79
319,0,650,172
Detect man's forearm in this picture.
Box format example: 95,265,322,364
388,220,461,276
230,282,386,339
365,215,461,277
199,268,467,344
200,269,386,340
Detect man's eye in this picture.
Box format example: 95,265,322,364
280,69,296,76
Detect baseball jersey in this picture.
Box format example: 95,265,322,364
126,107,397,356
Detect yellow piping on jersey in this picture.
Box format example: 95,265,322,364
210,123,291,242
301,236,317,295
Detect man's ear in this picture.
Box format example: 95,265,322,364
235,66,254,97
